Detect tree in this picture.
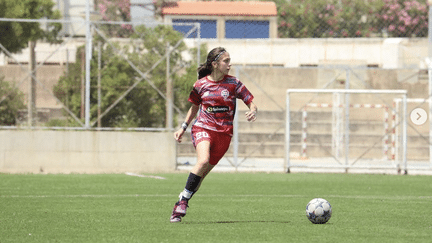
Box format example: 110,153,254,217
0,0,62,54
54,25,200,128
0,0,62,126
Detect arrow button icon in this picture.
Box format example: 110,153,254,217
410,108,427,125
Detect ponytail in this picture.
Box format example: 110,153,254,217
196,47,226,79
197,62,212,79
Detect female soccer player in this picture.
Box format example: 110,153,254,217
170,47,257,223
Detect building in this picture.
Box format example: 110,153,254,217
131,0,163,27
162,1,278,39
54,0,97,36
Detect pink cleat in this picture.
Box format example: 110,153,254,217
169,200,188,223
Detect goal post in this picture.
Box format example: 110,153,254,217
393,98,432,169
285,89,408,173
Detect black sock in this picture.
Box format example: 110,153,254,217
179,173,202,201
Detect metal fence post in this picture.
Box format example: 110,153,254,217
285,90,291,173
84,0,92,128
402,94,408,174
344,68,350,172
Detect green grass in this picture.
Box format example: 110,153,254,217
1,172,431,242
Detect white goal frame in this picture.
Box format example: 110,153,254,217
393,98,432,169
285,89,408,173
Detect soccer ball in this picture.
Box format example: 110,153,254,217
306,198,332,224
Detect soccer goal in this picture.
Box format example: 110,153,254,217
285,89,408,173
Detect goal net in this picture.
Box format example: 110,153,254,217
285,89,408,173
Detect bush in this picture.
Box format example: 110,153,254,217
276,0,428,38
377,0,428,37
0,78,25,125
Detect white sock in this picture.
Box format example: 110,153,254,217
179,189,193,201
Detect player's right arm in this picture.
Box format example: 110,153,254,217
174,104,200,143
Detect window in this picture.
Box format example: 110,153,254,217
172,19,217,38
225,20,269,39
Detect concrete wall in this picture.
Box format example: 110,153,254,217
0,130,176,174
0,65,67,109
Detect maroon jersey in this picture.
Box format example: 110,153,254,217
188,75,254,135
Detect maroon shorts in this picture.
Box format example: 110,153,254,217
191,126,232,165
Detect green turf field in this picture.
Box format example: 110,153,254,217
0,172,430,242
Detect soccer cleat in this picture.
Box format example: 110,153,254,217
169,215,182,223
169,200,188,223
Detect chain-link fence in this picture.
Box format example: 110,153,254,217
0,17,201,130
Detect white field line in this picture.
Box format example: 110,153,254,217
1,194,430,200
125,172,166,179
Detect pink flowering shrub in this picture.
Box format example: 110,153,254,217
276,0,428,38
377,0,428,37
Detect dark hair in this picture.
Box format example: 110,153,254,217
197,47,226,79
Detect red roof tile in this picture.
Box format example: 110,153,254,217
162,1,277,17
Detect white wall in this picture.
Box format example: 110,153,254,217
185,38,428,69
0,42,79,65
0,130,177,174
1,38,427,69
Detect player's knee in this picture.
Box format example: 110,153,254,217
196,157,211,167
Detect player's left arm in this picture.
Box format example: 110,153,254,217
245,101,257,122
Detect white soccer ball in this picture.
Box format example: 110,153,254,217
306,198,332,224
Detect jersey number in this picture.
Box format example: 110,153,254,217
195,132,209,139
